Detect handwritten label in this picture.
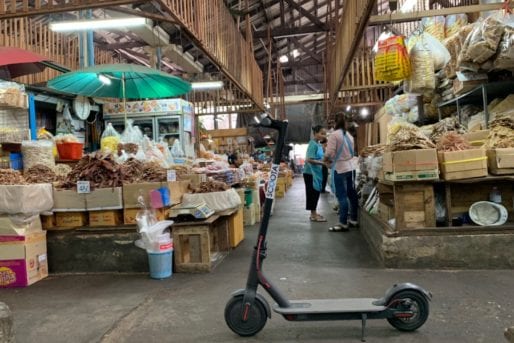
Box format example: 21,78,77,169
77,181,91,194
167,170,177,182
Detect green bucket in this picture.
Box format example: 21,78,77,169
244,189,253,206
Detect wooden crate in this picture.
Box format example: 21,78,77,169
54,212,88,229
393,183,435,230
228,208,244,248
89,210,123,227
172,215,229,273
40,214,55,230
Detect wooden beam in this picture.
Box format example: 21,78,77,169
291,37,321,63
369,3,513,26
108,6,178,25
329,0,375,110
0,0,145,19
253,24,327,38
283,0,328,31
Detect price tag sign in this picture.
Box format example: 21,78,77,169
167,170,177,182
77,181,91,194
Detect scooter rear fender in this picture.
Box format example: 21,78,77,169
230,289,272,318
373,282,432,306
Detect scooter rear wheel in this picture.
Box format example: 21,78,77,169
224,295,268,337
387,290,429,332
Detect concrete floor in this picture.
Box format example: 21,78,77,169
2,179,514,343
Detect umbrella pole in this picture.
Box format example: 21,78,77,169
122,72,127,126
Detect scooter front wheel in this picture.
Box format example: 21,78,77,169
387,290,429,332
224,295,268,337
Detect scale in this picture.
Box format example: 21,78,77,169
169,200,215,220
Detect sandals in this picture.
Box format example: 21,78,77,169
328,224,349,232
310,215,327,222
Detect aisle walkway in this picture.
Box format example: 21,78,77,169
1,178,514,343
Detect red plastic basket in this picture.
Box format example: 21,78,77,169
57,142,83,160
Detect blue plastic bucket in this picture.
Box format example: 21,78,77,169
147,250,173,279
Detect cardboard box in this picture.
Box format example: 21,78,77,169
179,174,207,187
86,188,123,210
123,208,169,225
55,212,88,228
123,181,190,209
53,189,86,212
487,148,514,175
244,206,256,226
89,210,123,227
463,130,489,147
0,215,42,236
0,231,48,287
384,169,439,182
383,149,438,174
438,148,487,180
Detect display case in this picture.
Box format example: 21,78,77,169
103,98,195,158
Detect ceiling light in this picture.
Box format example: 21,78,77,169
191,81,224,90
98,74,111,85
279,55,289,63
292,49,300,58
49,17,146,32
360,108,370,117
346,105,352,111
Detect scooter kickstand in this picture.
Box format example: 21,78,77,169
361,313,367,342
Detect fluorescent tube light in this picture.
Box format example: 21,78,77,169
98,74,111,85
49,17,146,32
191,81,224,90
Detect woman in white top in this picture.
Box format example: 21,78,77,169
324,114,359,232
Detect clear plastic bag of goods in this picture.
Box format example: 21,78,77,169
445,14,468,38
494,26,514,70
407,31,450,70
444,24,475,78
372,31,394,53
21,140,55,172
421,16,445,41
142,136,168,167
121,119,144,146
461,16,505,65
374,35,411,82
101,123,121,154
404,40,435,94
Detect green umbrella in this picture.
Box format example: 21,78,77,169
48,63,191,123
47,63,191,99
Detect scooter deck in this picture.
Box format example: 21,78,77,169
273,298,386,314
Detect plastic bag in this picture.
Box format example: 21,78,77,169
121,119,143,145
494,25,514,70
374,35,411,82
445,14,468,38
21,140,55,172
444,23,474,78
461,16,504,65
101,123,121,153
421,16,445,41
404,40,435,94
372,31,394,53
171,139,185,158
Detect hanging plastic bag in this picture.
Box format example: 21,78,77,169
100,123,121,154
421,16,445,41
374,35,411,82
404,40,435,94
372,31,394,53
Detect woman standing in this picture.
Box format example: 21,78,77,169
324,115,358,231
303,125,327,222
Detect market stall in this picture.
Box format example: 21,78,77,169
357,11,514,269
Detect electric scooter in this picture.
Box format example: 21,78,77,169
224,115,432,342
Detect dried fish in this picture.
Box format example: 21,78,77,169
436,132,472,151
191,181,230,194
25,164,58,184
388,122,436,151
0,169,26,185
430,117,467,143
486,114,514,148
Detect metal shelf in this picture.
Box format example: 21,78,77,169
437,80,514,128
